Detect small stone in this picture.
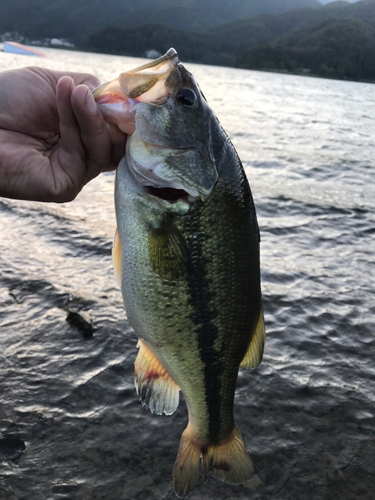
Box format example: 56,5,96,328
66,310,93,338
0,438,26,462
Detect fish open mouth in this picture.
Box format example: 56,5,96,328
145,186,189,203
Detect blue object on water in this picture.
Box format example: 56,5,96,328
2,41,44,57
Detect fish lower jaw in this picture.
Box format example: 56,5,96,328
119,157,201,212
129,168,200,207
142,185,198,214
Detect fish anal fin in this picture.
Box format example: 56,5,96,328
148,216,190,282
134,339,180,416
202,424,254,485
240,307,266,369
112,228,121,286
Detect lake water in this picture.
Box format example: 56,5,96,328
0,47,374,500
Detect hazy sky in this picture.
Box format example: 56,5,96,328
319,0,360,3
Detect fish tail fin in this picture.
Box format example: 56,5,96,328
173,425,201,498
173,423,253,497
202,424,254,485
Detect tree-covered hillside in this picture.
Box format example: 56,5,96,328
0,0,321,42
86,0,375,82
2,0,374,82
87,20,275,66
88,24,232,66
236,17,375,80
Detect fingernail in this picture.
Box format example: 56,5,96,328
85,89,98,113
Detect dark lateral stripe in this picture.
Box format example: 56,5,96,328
186,226,222,439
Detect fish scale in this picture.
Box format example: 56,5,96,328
94,48,265,497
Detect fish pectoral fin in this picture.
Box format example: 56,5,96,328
112,228,121,286
134,339,180,416
148,216,190,281
239,307,266,369
173,424,253,498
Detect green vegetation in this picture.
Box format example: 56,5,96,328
87,1,375,82
2,0,375,82
236,46,298,73
88,24,233,66
0,0,321,42
236,18,375,81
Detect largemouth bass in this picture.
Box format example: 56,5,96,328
93,48,265,497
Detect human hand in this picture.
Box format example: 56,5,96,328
0,66,126,202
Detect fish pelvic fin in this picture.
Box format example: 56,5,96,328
240,307,266,369
134,339,180,416
112,228,121,286
173,424,254,497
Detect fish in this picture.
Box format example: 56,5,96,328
93,48,265,497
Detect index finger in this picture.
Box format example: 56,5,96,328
71,83,113,183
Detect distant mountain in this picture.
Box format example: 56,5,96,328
88,24,233,66
87,19,278,65
0,0,321,43
2,0,373,82
236,17,375,81
88,0,375,62
86,0,375,82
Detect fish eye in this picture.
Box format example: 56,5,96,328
177,88,197,107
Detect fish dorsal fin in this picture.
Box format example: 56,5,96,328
112,228,122,285
148,216,190,282
134,339,180,416
240,308,266,369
